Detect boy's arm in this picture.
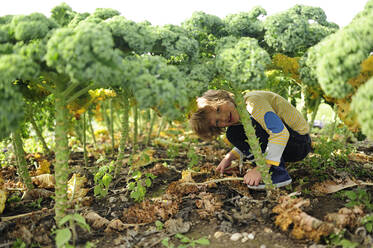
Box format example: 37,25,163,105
215,150,238,173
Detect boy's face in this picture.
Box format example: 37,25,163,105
206,101,240,128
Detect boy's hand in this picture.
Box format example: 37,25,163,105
243,167,262,186
215,157,232,174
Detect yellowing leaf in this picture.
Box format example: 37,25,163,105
180,170,195,183
32,174,55,189
35,159,51,175
0,189,6,214
67,174,89,200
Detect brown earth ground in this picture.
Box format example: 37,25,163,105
1,131,373,248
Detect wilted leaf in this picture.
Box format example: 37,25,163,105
324,206,364,229
31,174,55,188
123,198,180,224
22,188,54,200
195,192,223,219
0,189,7,214
348,153,373,163
105,219,127,233
164,218,191,234
273,195,336,242
311,178,358,194
35,159,51,176
180,170,194,183
84,211,110,229
67,174,89,201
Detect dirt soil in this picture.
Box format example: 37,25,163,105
1,134,373,248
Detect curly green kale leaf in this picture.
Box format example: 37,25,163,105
0,54,38,139
182,11,226,38
0,83,24,140
9,13,57,41
351,77,373,139
153,24,199,62
314,0,373,98
105,16,156,54
45,21,122,86
223,6,266,39
264,5,338,56
216,37,270,91
130,55,189,120
51,2,77,27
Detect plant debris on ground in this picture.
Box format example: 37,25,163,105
1,124,373,248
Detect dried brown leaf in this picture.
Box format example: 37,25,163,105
273,196,335,242
324,206,364,229
105,219,127,233
67,173,89,200
122,198,180,224
195,192,223,219
22,188,54,200
84,211,110,229
0,189,6,214
31,174,55,189
164,218,191,234
348,153,373,163
311,178,358,194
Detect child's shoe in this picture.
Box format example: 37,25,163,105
247,165,292,190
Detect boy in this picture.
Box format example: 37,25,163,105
190,90,312,189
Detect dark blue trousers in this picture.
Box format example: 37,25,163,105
226,117,312,167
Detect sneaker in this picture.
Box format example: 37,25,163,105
247,165,292,190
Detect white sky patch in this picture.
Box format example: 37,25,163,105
0,0,368,27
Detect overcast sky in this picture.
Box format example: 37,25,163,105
0,0,369,27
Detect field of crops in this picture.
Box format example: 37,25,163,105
1,1,373,247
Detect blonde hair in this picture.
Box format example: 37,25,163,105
190,90,235,140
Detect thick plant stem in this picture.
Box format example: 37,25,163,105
88,110,97,148
309,97,321,130
300,85,308,122
109,99,115,154
83,112,88,167
115,91,130,178
146,110,157,146
102,101,112,153
329,105,339,140
54,93,70,225
12,130,34,191
29,115,51,156
156,117,165,138
233,90,274,191
133,102,138,152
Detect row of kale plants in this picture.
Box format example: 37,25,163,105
1,0,373,229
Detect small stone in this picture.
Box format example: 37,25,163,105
109,197,116,203
241,232,249,238
363,163,373,169
309,245,327,248
261,207,268,215
248,233,255,240
119,194,128,202
111,211,119,218
263,227,272,233
260,245,266,248
241,236,249,243
214,231,225,239
230,233,243,241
